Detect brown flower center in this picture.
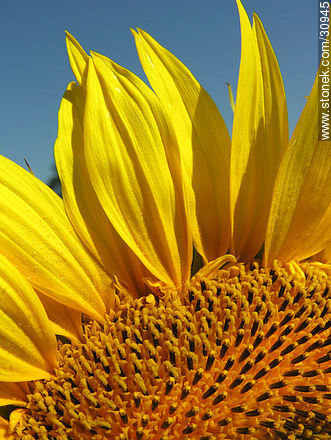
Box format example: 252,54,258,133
14,261,331,439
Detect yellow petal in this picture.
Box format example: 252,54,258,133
134,29,231,262
230,1,288,260
38,293,82,342
55,82,151,295
265,63,331,263
59,34,191,293
0,409,25,440
8,409,25,438
65,31,89,85
0,156,114,321
193,254,237,281
82,55,191,290
0,255,57,382
0,417,11,440
315,238,331,263
0,382,28,407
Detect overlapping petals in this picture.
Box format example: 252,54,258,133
58,3,329,299
38,294,82,341
265,59,331,264
0,382,28,408
55,81,149,296
0,255,56,382
130,0,328,266
0,156,115,321
56,34,192,294
56,1,330,306
230,0,288,260
134,28,231,263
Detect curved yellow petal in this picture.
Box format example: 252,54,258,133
65,31,88,85
55,82,152,296
0,417,11,440
0,409,25,440
193,254,237,281
133,28,231,262
59,34,191,293
38,293,82,341
265,64,331,263
0,156,114,321
0,382,28,407
0,255,56,382
230,1,288,260
81,55,191,290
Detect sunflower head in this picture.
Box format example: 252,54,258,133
0,1,330,439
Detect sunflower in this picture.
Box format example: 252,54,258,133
0,1,330,439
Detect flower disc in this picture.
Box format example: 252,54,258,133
14,261,330,440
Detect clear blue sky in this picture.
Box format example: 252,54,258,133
1,0,316,184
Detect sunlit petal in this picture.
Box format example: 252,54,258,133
0,156,114,320
0,383,28,407
82,55,191,290
134,28,231,262
0,256,56,382
58,34,192,293
230,1,288,260
38,293,82,341
265,64,331,263
55,81,154,295
65,31,88,85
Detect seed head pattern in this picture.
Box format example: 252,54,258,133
15,261,331,440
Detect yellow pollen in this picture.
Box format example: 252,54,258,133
14,261,331,440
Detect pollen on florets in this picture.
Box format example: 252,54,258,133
14,260,330,440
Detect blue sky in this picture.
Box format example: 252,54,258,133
1,0,316,184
